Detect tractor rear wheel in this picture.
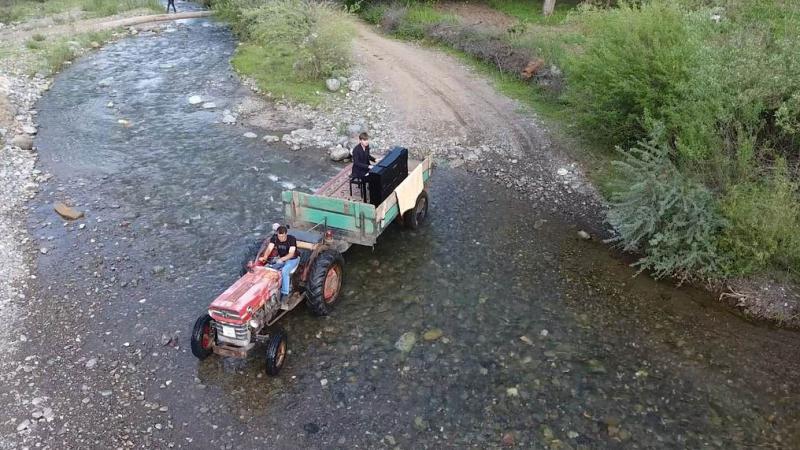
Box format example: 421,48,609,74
306,249,344,316
265,327,288,376
403,191,429,230
191,314,215,360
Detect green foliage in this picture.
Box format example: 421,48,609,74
213,0,353,103
1,0,161,23
607,133,727,282
720,165,800,276
565,1,699,147
374,3,457,40
488,0,578,25
359,3,386,25
231,44,323,105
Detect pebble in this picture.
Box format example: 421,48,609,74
243,132,257,138
201,102,216,109
422,328,443,341
85,358,97,369
188,95,202,105
577,230,591,240
17,419,30,432
394,331,417,353
506,387,519,397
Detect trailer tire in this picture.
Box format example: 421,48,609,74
190,314,215,360
403,191,429,230
306,249,344,316
265,327,288,376
240,238,265,276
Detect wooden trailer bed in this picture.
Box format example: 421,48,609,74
282,157,433,250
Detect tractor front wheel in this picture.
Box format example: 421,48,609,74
265,327,288,376
191,314,216,360
306,249,345,316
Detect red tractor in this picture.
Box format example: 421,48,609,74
190,228,344,375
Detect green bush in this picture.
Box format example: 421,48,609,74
720,165,800,276
388,4,457,40
216,0,353,81
565,2,699,147
606,132,727,283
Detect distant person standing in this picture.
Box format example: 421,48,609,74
166,0,176,13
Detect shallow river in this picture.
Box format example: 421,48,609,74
11,9,800,449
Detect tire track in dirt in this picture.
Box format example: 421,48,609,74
354,26,546,160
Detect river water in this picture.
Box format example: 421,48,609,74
12,9,800,449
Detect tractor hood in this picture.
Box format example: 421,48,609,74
209,267,280,324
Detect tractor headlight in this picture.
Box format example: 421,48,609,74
248,319,260,330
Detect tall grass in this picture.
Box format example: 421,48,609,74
213,0,353,102
0,0,161,23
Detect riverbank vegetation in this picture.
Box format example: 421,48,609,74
212,0,354,104
359,0,800,293
0,0,161,24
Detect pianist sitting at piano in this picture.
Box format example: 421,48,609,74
351,132,377,181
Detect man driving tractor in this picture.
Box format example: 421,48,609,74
258,225,298,303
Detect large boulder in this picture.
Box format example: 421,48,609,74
325,78,341,92
329,145,350,161
10,134,33,150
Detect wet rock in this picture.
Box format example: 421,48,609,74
16,419,30,432
567,431,579,439
587,359,606,374
54,202,84,220
243,132,257,139
22,124,37,134
348,80,363,92
188,95,202,105
394,332,417,353
39,247,48,254
202,102,216,109
10,134,33,150
325,78,341,92
222,112,236,124
262,135,280,143
577,230,591,240
423,328,443,341
329,145,350,161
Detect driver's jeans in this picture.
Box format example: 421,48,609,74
273,258,300,295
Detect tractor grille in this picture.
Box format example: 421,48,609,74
214,322,249,341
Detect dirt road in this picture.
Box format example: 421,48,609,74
353,26,599,222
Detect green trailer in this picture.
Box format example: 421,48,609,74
282,156,433,252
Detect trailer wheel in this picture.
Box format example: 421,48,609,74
191,314,215,360
240,238,265,276
265,327,288,376
403,191,429,230
306,249,344,316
